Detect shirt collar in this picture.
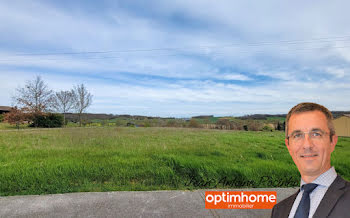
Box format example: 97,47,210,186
300,166,337,188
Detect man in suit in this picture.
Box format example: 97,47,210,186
271,102,350,218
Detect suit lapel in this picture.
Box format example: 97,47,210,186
313,175,346,217
274,190,299,218
283,192,299,218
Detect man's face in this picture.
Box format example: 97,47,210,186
285,111,338,178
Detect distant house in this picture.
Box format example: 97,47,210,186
0,106,11,114
333,114,350,137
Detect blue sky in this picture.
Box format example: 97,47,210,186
1,0,350,117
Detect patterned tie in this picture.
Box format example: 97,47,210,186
294,183,318,218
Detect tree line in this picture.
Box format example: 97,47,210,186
4,76,92,128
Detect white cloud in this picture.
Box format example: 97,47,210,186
1,1,350,116
255,71,294,81
221,74,251,81
325,67,346,78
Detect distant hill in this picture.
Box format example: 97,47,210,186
237,111,350,120
238,114,286,120
331,111,350,119
64,113,163,122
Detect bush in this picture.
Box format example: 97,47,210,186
246,120,262,131
3,107,32,129
166,120,177,127
276,121,285,131
216,119,230,130
30,113,64,128
262,125,274,132
115,119,124,126
143,121,151,127
243,125,248,131
101,120,108,126
188,119,200,128
0,114,3,122
166,119,184,127
82,119,91,127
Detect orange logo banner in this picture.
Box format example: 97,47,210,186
205,191,277,209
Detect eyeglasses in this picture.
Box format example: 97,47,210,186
287,130,329,144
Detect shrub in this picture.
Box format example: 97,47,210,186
166,120,176,127
0,114,3,122
276,121,285,131
188,119,200,128
262,125,274,132
246,120,262,131
143,121,151,127
82,119,91,127
243,125,248,131
30,113,64,128
3,107,32,129
101,120,108,126
115,120,124,126
216,119,230,130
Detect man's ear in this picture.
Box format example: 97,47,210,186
285,138,293,156
285,138,290,151
330,134,338,152
285,138,289,147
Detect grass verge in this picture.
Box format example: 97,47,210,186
0,127,349,196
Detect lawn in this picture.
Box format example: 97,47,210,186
0,127,349,196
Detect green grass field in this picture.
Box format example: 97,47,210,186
0,127,349,196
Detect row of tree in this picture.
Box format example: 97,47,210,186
6,76,92,127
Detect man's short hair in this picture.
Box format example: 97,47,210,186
285,102,335,140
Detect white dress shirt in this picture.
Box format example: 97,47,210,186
288,167,337,218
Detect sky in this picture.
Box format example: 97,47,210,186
1,0,350,117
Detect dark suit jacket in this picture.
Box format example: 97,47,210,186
271,175,350,218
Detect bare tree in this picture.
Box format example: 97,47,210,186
52,90,75,126
73,84,92,127
13,76,53,114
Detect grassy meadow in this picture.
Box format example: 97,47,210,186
0,127,349,196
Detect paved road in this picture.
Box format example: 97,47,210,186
0,188,298,218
